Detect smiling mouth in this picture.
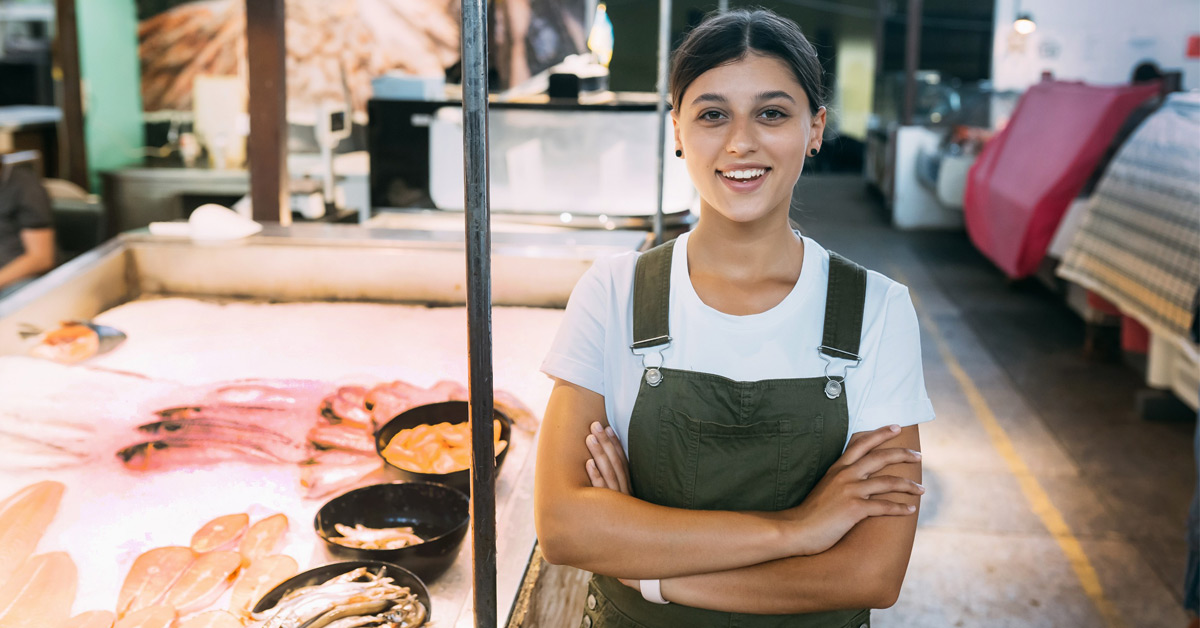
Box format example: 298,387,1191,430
719,168,770,182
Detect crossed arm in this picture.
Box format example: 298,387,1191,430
533,379,924,614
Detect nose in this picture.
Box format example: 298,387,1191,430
724,116,758,155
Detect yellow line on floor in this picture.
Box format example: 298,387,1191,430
900,272,1127,628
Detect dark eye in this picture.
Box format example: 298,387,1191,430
760,109,787,120
699,110,726,121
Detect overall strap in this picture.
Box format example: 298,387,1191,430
820,251,868,361
630,239,676,351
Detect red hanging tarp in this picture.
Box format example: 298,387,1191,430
963,80,1159,279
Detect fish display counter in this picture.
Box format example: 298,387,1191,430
0,224,647,627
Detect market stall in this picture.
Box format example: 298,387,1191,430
0,224,646,627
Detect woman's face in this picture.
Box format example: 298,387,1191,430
673,53,826,227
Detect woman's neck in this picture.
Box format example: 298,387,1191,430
688,210,803,283
685,207,805,316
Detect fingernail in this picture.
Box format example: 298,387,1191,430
913,451,922,460
586,434,597,445
591,422,602,433
917,484,926,493
907,504,916,512
890,424,900,432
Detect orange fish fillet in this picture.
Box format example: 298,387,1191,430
237,514,288,563
0,552,78,628
177,610,242,628
117,546,195,618
163,550,241,613
113,605,175,628
228,554,297,618
0,481,65,572
189,514,248,553
56,610,116,628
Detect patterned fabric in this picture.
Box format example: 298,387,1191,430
1058,92,1200,346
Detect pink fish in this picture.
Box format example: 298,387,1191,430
117,546,195,617
163,551,241,614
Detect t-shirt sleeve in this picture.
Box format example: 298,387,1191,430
853,282,935,433
540,258,610,395
7,168,53,231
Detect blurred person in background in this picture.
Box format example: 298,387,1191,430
0,163,55,299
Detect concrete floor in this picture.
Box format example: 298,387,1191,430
791,175,1196,628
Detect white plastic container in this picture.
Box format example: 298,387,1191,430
429,107,696,217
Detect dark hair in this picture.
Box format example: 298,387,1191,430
1131,61,1164,83
669,8,826,115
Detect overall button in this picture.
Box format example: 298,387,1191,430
586,593,597,610
582,615,593,628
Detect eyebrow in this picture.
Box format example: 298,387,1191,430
690,90,797,107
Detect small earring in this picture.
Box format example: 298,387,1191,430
675,149,683,158
808,148,818,157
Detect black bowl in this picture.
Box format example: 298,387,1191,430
315,481,469,582
251,560,430,618
374,401,512,493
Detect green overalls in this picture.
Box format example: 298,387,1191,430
582,239,871,628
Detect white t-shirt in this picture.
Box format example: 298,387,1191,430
540,232,935,453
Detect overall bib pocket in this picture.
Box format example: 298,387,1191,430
653,407,823,511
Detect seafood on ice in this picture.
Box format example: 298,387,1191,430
117,546,196,617
238,514,289,563
190,514,250,553
250,567,428,628
56,610,117,628
163,550,242,614
0,480,64,572
113,605,175,628
228,554,298,619
177,610,243,628
381,420,507,475
27,322,101,364
0,552,78,628
117,435,309,470
0,413,94,470
329,524,424,551
300,450,383,500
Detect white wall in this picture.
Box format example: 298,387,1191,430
992,0,1200,91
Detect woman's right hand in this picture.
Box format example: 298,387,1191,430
783,424,924,556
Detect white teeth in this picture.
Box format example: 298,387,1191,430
722,168,766,180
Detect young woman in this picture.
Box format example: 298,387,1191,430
535,9,934,627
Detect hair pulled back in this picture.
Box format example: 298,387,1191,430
669,8,825,115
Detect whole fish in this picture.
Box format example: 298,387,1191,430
155,405,288,421
117,437,309,471
138,418,298,446
299,452,382,500
306,424,375,454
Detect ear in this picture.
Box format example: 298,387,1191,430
671,113,682,152
809,106,827,151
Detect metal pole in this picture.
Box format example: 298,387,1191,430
902,0,922,126
653,0,672,246
460,1,496,627
246,0,290,224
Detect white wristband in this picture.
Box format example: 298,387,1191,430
641,578,669,605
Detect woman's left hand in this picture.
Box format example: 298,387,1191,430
584,421,638,590
584,421,631,496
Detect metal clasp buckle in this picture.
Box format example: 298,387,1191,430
817,345,861,399
631,338,671,387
